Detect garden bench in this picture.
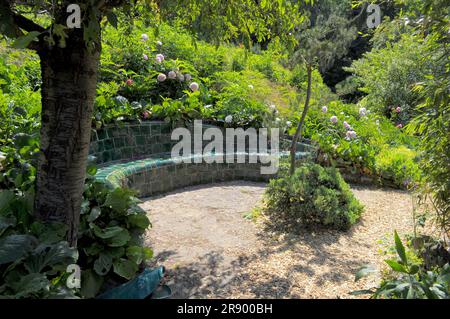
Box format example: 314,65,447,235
89,121,315,198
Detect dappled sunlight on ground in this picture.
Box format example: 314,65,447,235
140,182,414,298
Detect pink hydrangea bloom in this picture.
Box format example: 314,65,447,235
397,123,403,129
359,107,367,116
157,73,166,82
346,130,357,139
395,107,402,113
343,121,351,130
143,54,148,60
142,111,151,119
168,71,177,79
189,82,199,92
322,106,328,113
155,54,165,63
330,116,338,124
126,79,133,86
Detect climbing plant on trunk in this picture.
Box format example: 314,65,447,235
0,0,306,246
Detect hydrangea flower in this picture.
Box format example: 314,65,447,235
141,34,149,41
343,121,351,130
330,116,338,124
157,73,166,82
142,111,151,119
225,115,233,123
395,107,402,113
125,79,133,86
168,71,177,79
155,54,165,63
359,107,367,117
143,54,148,60
184,74,192,82
396,123,403,129
189,82,199,91
346,130,357,139
156,41,163,46
322,106,328,113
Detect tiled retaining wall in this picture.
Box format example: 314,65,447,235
90,121,315,197
89,121,175,165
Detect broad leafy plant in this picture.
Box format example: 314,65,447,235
354,231,450,299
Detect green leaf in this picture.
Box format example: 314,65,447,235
94,253,113,276
92,225,124,239
127,213,150,229
105,247,125,259
36,222,68,245
409,264,420,275
9,273,49,297
12,133,37,148
83,243,104,256
103,188,135,213
0,234,36,265
394,230,407,265
87,164,98,176
24,241,78,273
126,246,153,265
105,229,130,247
113,258,138,280
385,259,408,273
87,207,101,222
12,31,41,49
81,270,104,299
0,190,14,215
0,216,16,236
355,265,377,282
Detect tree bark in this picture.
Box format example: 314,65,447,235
289,63,312,175
35,31,100,247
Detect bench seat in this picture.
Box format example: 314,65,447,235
94,150,313,198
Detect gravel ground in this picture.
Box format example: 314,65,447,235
140,181,415,299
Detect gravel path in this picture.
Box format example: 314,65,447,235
140,181,414,299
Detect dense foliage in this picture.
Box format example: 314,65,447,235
265,163,364,231
0,127,151,298
354,231,450,299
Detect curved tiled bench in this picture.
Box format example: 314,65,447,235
90,122,316,198
94,151,312,197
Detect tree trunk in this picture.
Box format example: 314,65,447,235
35,32,100,247
289,63,312,175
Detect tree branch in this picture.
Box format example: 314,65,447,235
13,14,46,33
